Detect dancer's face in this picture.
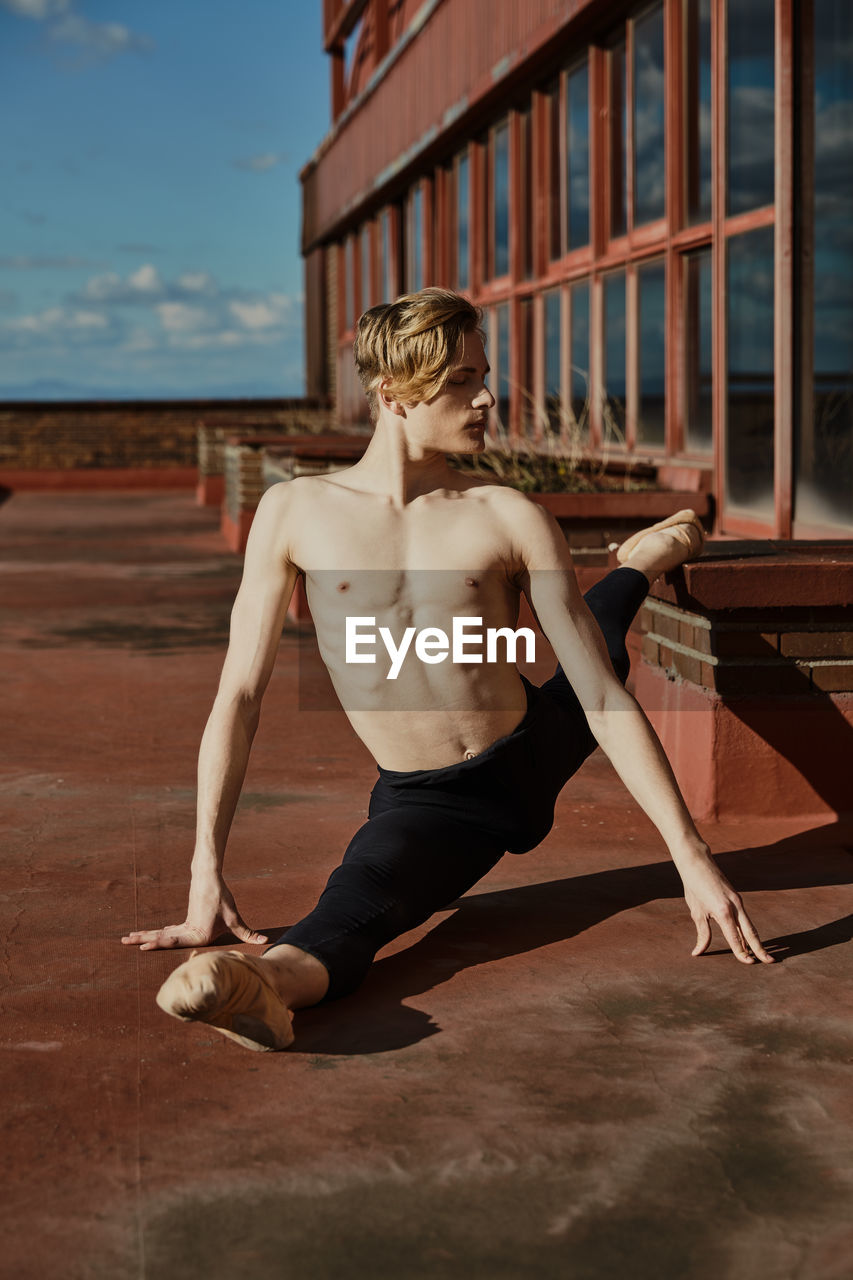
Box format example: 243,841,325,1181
396,330,495,455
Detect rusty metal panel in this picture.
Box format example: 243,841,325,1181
302,0,599,249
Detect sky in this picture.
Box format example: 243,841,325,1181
0,0,330,399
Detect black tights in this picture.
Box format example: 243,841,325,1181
271,567,650,1000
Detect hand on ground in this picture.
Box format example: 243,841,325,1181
680,852,775,965
121,877,268,951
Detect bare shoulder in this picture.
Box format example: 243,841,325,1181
245,477,316,566
462,477,554,528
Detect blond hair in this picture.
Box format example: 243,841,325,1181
354,287,483,421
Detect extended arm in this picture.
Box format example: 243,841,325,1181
122,483,300,950
512,500,773,965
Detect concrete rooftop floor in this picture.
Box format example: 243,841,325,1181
1,489,852,1280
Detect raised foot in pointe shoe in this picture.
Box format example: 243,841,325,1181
155,950,294,1052
615,509,705,565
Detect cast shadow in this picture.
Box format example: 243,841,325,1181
287,818,853,1057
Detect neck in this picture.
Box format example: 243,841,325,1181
349,414,455,507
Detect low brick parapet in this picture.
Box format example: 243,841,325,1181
635,541,853,820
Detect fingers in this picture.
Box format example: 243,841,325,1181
121,928,181,950
232,923,270,945
690,900,775,965
691,916,712,957
737,909,776,964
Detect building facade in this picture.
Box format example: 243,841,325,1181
300,0,852,539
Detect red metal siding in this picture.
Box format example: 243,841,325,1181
302,0,597,250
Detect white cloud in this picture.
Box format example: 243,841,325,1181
2,0,154,61
176,271,217,295
48,13,153,57
228,299,283,330
83,264,165,302
128,263,162,293
4,304,111,339
0,0,68,18
156,302,213,333
234,152,288,173
1,264,299,361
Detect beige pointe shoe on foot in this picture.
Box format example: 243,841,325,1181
155,950,295,1052
614,508,705,565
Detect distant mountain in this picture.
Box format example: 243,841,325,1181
0,377,302,401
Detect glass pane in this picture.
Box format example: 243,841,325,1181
611,43,627,237
570,281,590,437
544,289,562,433
796,0,853,528
567,61,590,249
494,121,510,277
637,259,666,446
634,5,666,225
345,237,354,330
457,152,469,291
685,0,712,223
521,106,535,278
361,224,371,310
726,227,775,516
727,0,775,215
520,298,535,433
684,248,713,451
604,272,627,441
548,82,562,259
381,212,392,301
497,302,511,430
408,186,423,291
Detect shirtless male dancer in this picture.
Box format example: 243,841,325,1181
122,287,773,1051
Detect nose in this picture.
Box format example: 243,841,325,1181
474,381,495,410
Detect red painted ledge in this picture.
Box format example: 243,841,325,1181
529,491,712,520
0,467,197,492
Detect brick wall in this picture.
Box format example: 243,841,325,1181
0,399,333,471
641,597,853,695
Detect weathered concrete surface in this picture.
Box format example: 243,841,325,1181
1,492,851,1280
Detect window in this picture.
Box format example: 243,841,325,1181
684,248,713,452
406,185,424,291
520,104,535,278
360,223,372,311
570,281,590,435
604,272,627,440
544,289,562,433
633,5,666,226
547,81,562,260
610,41,628,238
685,0,712,224
727,0,775,215
496,302,511,429
519,297,535,432
456,150,470,291
726,227,775,516
380,209,395,302
795,0,853,529
637,258,666,446
344,235,355,331
492,120,510,277
567,61,590,249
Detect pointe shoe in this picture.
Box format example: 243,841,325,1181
156,950,295,1052
613,509,705,565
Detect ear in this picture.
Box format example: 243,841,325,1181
378,378,407,418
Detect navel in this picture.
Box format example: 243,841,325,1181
336,580,350,592
464,576,479,588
